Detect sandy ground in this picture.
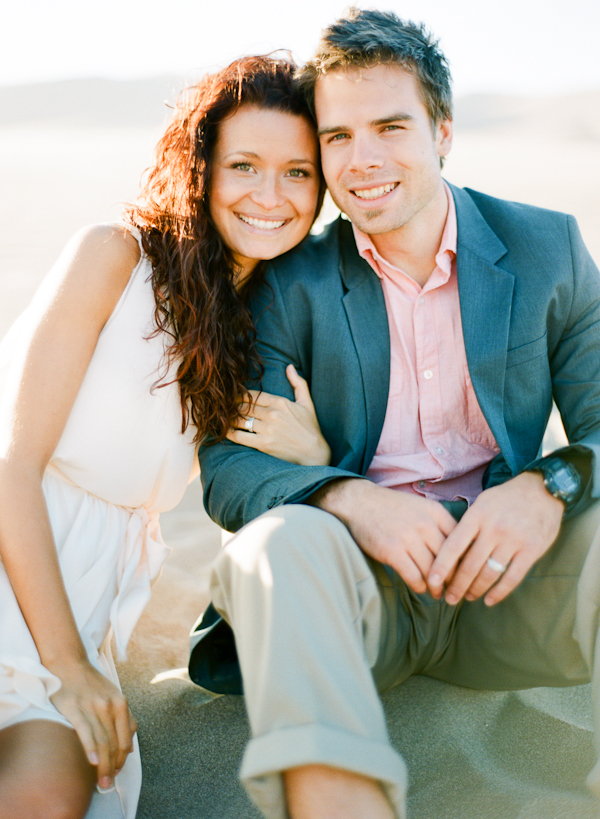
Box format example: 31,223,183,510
1,80,600,818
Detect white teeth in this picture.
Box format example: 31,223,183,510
353,183,398,200
238,215,286,230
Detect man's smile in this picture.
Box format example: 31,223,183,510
351,182,399,201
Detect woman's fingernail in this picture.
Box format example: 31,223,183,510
88,752,99,765
100,777,113,790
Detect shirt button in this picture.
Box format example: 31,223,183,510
418,480,426,488
419,297,425,305
435,446,444,455
423,369,433,380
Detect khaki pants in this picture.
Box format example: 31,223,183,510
210,501,600,819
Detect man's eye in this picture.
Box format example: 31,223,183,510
328,133,349,143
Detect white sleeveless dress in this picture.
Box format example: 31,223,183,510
0,227,198,818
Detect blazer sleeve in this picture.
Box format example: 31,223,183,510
485,215,600,518
199,266,360,533
545,216,600,514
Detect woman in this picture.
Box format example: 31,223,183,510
0,56,329,819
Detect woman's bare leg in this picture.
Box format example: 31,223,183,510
0,720,97,819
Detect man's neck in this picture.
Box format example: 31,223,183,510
368,184,450,288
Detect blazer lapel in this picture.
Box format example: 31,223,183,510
451,185,517,470
337,219,391,473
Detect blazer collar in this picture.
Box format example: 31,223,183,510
336,217,391,472
450,183,507,263
450,183,517,471
337,217,376,291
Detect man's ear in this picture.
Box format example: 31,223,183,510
436,118,453,159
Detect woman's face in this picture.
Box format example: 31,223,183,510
209,105,320,284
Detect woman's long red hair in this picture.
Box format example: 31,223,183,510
124,55,322,444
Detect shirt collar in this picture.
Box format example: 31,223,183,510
352,180,457,283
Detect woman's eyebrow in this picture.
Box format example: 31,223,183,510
222,150,260,160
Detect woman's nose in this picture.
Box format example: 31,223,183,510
249,175,286,210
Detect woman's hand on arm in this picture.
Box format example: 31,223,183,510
226,364,331,466
0,224,140,786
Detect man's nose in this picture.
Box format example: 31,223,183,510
348,133,384,173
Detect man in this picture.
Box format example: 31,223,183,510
196,9,600,819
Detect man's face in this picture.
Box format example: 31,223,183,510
314,63,452,238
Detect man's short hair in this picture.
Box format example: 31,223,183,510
296,7,453,127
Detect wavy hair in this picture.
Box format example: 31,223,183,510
124,55,322,444
296,8,453,127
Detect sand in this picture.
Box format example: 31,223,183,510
1,78,600,818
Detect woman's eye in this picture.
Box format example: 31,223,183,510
286,168,310,178
232,162,253,172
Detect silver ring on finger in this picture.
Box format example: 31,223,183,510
244,416,256,434
486,556,507,574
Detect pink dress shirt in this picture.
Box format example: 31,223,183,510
355,182,500,504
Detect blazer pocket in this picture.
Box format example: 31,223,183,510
505,332,547,369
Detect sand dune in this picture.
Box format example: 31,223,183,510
1,77,600,818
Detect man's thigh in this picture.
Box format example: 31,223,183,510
424,500,600,690
213,504,442,693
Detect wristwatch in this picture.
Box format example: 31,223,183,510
528,456,582,509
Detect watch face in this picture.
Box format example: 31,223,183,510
545,460,581,502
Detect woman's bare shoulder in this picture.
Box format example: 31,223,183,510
65,223,141,282
29,224,145,329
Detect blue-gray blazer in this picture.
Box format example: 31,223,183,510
199,183,600,532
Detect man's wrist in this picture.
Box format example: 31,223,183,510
524,455,583,512
308,477,372,520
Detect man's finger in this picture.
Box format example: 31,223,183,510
464,552,513,601
483,555,530,606
434,505,459,538
428,514,480,595
395,553,428,595
405,538,437,582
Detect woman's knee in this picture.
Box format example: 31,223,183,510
0,779,93,819
0,721,95,819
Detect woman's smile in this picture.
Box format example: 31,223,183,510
210,104,320,283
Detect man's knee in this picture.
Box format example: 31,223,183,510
211,502,378,633
218,503,354,578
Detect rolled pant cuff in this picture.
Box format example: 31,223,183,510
240,723,408,819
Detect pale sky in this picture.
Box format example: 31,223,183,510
3,0,600,97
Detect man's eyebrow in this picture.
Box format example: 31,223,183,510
317,112,415,137
317,125,348,137
373,112,415,126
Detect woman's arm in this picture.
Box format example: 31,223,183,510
227,364,331,466
0,224,140,788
